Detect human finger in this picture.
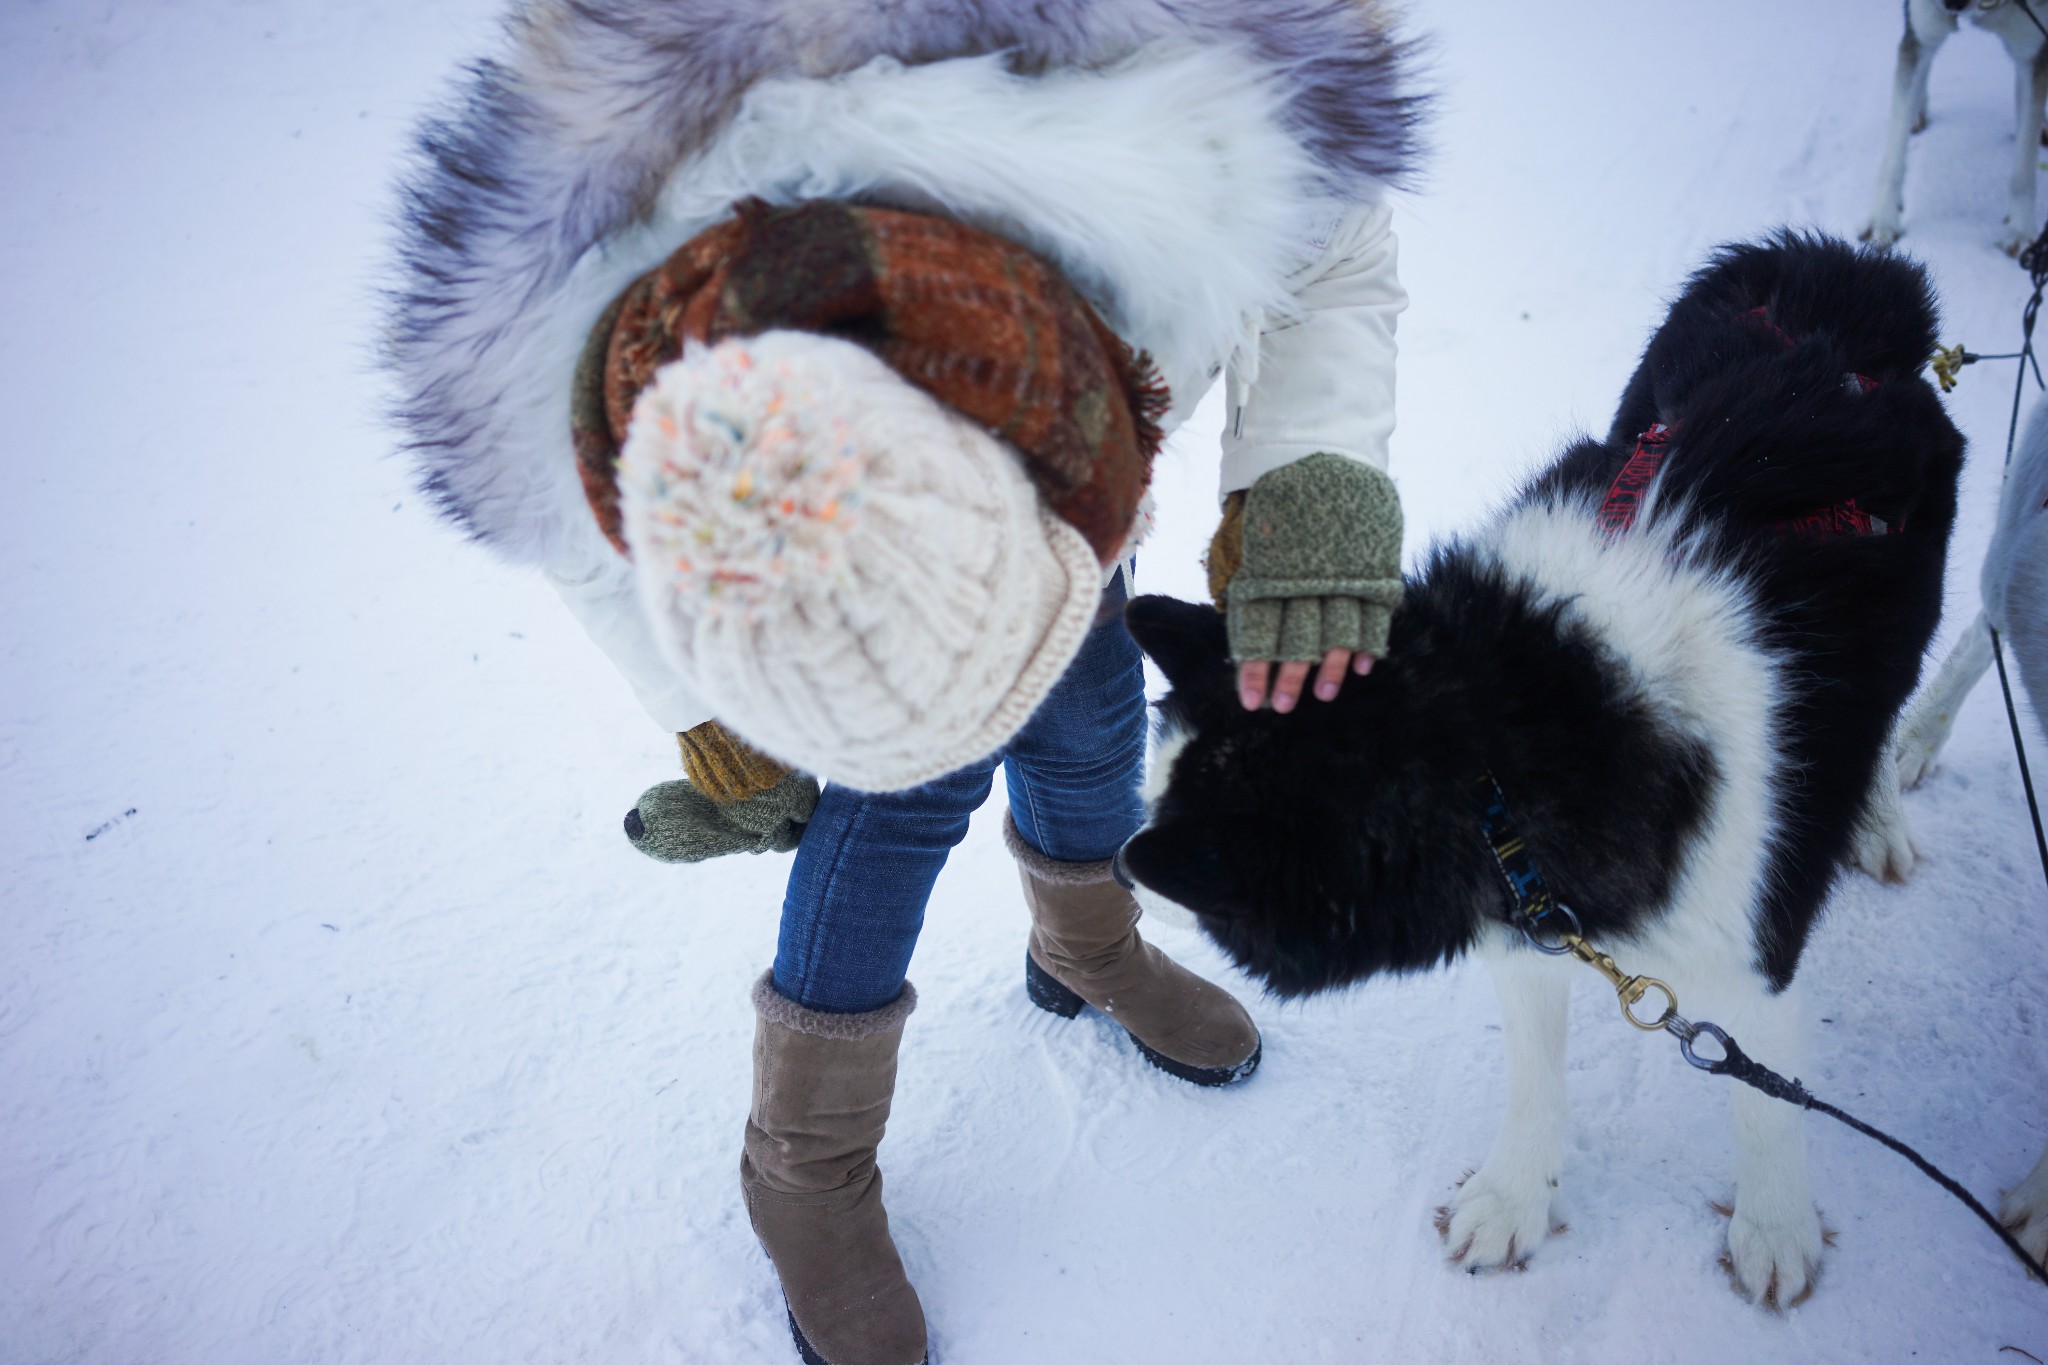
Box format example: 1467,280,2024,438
1239,658,1270,711
1313,648,1350,701
1271,658,1314,713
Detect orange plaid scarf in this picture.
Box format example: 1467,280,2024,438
571,198,1166,566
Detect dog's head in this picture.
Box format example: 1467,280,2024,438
1120,594,1481,997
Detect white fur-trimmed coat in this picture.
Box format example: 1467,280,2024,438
385,0,1426,733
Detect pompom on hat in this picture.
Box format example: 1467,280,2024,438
574,199,1165,791
618,331,1104,791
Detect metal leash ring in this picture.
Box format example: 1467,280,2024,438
1676,1019,1732,1072
1516,901,1583,956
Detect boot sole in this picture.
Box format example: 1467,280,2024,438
787,1308,928,1365
1024,951,1261,1087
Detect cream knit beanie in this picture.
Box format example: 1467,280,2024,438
617,330,1103,793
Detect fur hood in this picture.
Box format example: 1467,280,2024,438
386,0,1427,571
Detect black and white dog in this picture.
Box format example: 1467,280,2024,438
1122,236,1964,1306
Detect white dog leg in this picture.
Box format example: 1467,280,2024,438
1909,43,1932,134
1998,1139,2048,1267
2001,50,2048,256
1442,948,1572,1272
1717,981,1826,1308
1864,15,1944,247
1851,729,1919,883
1894,612,1996,789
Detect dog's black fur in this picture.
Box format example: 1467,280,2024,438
1124,234,1962,999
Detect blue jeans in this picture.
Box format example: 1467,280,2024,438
773,573,1146,1013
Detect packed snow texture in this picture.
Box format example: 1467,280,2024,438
5,1,2048,1360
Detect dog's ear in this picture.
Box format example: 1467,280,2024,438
1120,820,1241,919
1125,594,1231,694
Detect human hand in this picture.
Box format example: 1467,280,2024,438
625,769,820,862
1210,453,1403,711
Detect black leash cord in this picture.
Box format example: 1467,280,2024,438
1691,1028,2048,1283
2003,218,2048,466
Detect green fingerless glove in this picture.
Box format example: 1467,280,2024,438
1225,452,1404,662
624,769,821,863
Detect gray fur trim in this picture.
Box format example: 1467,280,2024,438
1003,812,1118,886
751,969,918,1040
384,0,1428,558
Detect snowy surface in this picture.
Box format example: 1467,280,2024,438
6,1,2048,1360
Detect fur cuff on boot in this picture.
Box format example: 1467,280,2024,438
751,970,919,1041
1001,812,1117,886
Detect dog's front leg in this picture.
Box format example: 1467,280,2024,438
1718,980,1826,1308
1442,945,1571,1272
1863,18,1941,247
1850,726,1919,883
2002,49,2048,256
1893,612,1995,790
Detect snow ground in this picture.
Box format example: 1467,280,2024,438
5,0,2048,1360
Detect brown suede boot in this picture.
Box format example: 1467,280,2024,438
1005,816,1262,1086
741,972,928,1365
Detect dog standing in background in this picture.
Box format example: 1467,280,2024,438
1891,397,2048,791
1885,394,2048,1264
1123,236,1964,1307
1863,0,2048,255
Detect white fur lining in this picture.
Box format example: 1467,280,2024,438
652,48,1325,391
470,44,1339,574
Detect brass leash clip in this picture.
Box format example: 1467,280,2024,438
1526,914,1680,1032
1556,941,1671,1035
1930,343,1967,393
1574,936,1679,1032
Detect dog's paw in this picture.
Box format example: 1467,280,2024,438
1850,761,1917,884
1860,216,1902,248
1849,800,1917,884
1438,1167,1561,1273
2002,222,2034,258
1722,1199,1826,1309
1998,1147,2048,1274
